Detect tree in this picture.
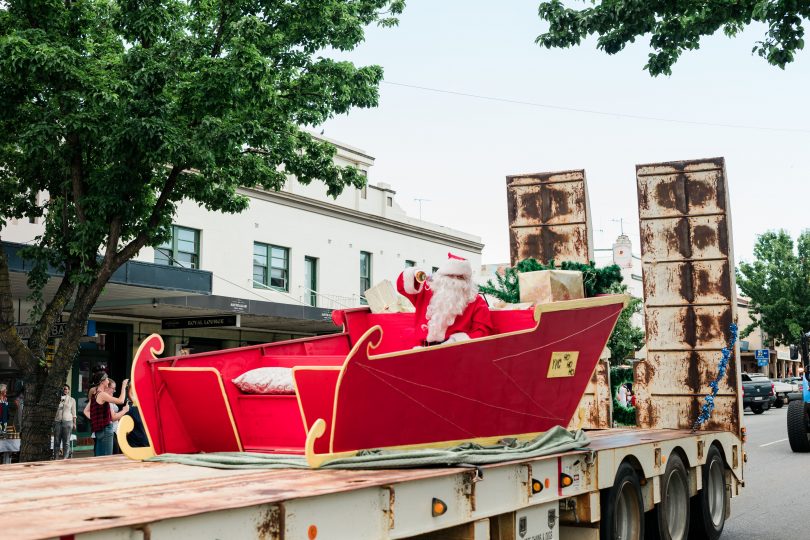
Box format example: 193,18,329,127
737,230,810,345
605,282,644,365
536,1,809,76
480,258,644,365
0,0,404,461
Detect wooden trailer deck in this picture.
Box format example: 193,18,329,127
1,429,741,540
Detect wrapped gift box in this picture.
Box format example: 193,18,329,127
364,279,416,314
518,270,584,304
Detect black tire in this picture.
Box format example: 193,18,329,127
688,445,728,540
787,400,810,452
600,461,644,540
774,396,784,409
649,454,690,540
763,402,771,411
751,405,764,414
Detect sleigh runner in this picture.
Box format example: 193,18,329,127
120,294,628,467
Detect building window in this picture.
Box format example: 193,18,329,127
155,225,200,269
386,196,393,207
254,242,289,291
360,185,367,199
304,256,317,307
405,260,416,268
360,251,372,303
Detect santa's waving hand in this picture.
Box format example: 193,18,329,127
396,253,493,347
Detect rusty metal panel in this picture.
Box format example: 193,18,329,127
634,395,739,434
635,157,741,436
636,352,737,396
506,170,594,266
643,260,731,307
637,167,727,219
639,215,730,262
569,359,611,430
644,306,733,351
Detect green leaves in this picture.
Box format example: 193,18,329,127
737,230,810,345
536,1,808,76
0,0,404,371
0,0,403,279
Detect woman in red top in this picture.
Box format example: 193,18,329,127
88,372,129,456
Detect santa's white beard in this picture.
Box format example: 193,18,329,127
425,275,478,342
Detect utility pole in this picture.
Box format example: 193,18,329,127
414,198,430,221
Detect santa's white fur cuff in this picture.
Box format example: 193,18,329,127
402,267,425,294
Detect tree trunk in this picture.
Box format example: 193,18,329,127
19,378,62,461
18,268,115,462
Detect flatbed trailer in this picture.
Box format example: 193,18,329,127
4,428,743,540
4,157,745,540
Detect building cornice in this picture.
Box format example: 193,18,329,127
240,187,485,254
310,133,376,164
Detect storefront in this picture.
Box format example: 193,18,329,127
739,348,801,378
3,242,340,455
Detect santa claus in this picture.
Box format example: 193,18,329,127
396,253,493,346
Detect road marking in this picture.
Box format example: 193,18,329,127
760,438,788,447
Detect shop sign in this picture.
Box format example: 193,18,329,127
228,299,249,313
161,315,239,330
16,320,93,341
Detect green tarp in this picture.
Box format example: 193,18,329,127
146,425,590,470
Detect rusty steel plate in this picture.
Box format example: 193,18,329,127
569,359,611,430
639,215,730,263
637,167,727,219
507,170,593,265
635,157,741,434
643,260,732,307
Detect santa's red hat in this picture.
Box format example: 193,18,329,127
436,252,472,279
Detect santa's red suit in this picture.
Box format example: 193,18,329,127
396,258,492,346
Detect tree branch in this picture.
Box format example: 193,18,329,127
211,2,232,58
102,217,122,271
27,271,76,362
114,165,183,266
67,132,87,224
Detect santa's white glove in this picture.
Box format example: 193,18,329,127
402,266,428,294
445,332,471,344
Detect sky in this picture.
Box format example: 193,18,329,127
320,1,810,266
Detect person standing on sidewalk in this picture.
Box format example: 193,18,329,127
88,373,129,456
53,384,76,459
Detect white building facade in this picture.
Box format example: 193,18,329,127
3,136,483,313
0,136,483,444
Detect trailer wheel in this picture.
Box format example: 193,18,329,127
751,405,764,414
601,461,644,540
650,453,690,540
787,400,810,452
688,445,727,540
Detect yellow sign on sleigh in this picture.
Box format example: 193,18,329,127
548,352,579,378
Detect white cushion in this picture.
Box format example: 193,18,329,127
232,367,295,395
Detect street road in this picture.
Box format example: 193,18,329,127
722,405,810,539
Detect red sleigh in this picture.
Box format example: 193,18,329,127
120,295,627,467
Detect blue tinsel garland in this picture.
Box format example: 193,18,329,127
691,323,738,432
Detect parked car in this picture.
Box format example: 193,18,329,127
776,377,802,396
785,376,806,402
741,373,775,413
747,373,792,407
